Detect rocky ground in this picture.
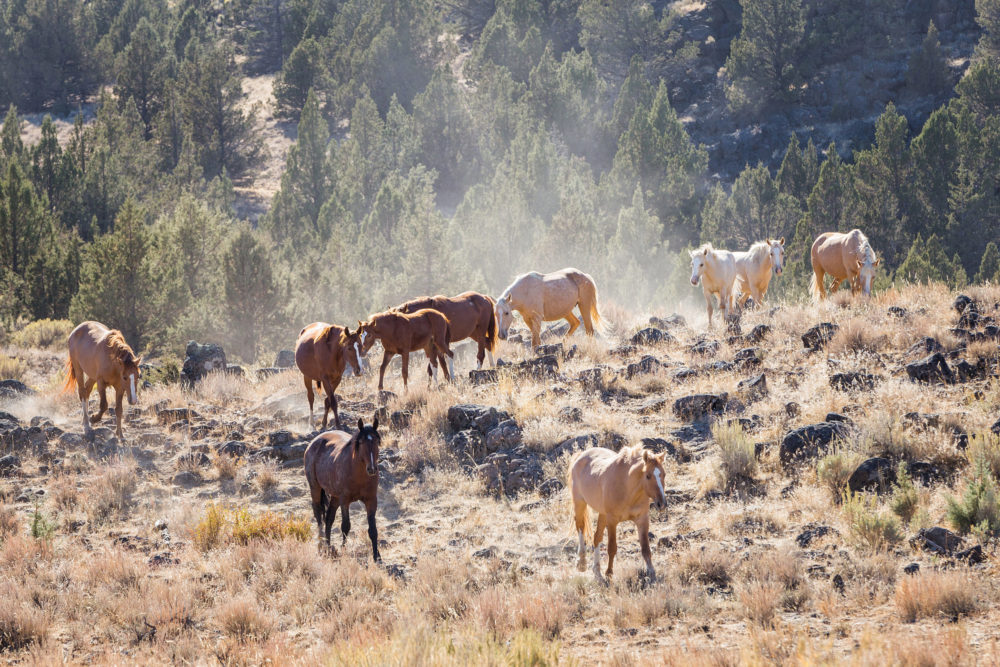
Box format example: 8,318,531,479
3,283,1000,663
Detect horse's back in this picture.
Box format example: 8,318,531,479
68,321,112,374
295,322,329,376
304,430,352,487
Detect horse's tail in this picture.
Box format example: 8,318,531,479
61,357,76,395
566,450,592,541
569,270,604,335
809,271,822,302
484,299,498,353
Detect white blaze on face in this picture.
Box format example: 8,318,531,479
129,374,136,404
354,343,363,373
360,330,367,347
654,467,665,502
690,257,702,285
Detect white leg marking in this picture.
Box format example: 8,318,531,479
448,356,455,379
432,364,438,384
487,350,494,367
592,545,602,578
81,398,89,430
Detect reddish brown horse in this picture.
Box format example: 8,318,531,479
304,416,381,561
294,323,364,430
358,309,453,391
393,291,498,375
62,321,142,441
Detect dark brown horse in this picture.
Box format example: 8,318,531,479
62,321,141,441
295,322,364,430
357,309,453,391
303,416,381,561
394,291,498,375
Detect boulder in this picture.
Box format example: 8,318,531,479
611,344,637,358
848,457,896,492
690,340,720,356
802,323,839,350
639,437,678,460
172,471,202,486
450,429,486,460
558,406,582,423
485,419,523,452
626,355,662,379
255,368,281,380
181,341,227,386
733,347,763,369
780,421,851,465
906,352,955,384
549,433,599,460
704,360,734,373
577,366,611,391
795,523,835,548
259,442,308,462
177,451,211,468
0,454,21,475
469,369,499,385
785,402,800,417
673,393,728,421
538,477,564,497
447,405,512,434
824,412,853,424
672,367,698,381
535,343,564,357
907,336,944,356
389,410,412,429
955,359,986,382
497,354,559,378
649,314,686,330
637,397,668,415
541,322,570,340
954,295,974,314
215,441,250,458
631,328,675,346
888,306,907,318
744,324,771,344
829,372,881,392
274,350,295,368
738,373,767,400
911,526,964,556
0,380,34,400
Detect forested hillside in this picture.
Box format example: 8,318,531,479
2,0,1000,361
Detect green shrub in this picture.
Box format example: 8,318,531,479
817,450,861,502
712,422,756,490
842,489,902,551
12,319,73,349
890,462,919,525
946,460,1000,536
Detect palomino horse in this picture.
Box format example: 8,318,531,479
810,229,880,300
734,238,785,308
358,309,453,391
63,321,141,441
569,446,668,582
295,323,365,430
495,268,602,348
394,291,498,375
304,416,382,561
690,244,739,326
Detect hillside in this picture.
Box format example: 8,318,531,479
3,285,1000,662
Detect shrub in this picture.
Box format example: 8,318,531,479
890,462,920,525
739,579,782,628
87,465,137,524
215,596,272,641
712,421,756,490
896,571,977,622
29,504,55,540
194,504,310,550
0,582,49,651
12,319,73,349
0,355,26,382
945,461,1000,537
842,489,902,551
817,450,862,502
964,432,1000,481
0,504,17,540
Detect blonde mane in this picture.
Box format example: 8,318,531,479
691,242,714,256
105,330,137,365
618,445,648,464
745,241,771,264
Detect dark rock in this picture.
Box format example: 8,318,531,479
640,437,678,460
549,433,599,460
780,421,851,465
848,457,896,492
738,373,767,400
631,328,675,346
535,343,563,357
255,367,281,380
637,397,668,415
955,359,986,382
744,324,771,343
908,336,944,356
181,341,227,386
907,461,949,485
650,314,686,330
0,379,34,400
611,344,637,358
796,524,835,548
577,366,611,390
785,402,800,418
954,294,974,314
690,340,720,356
538,477,563,497
469,369,499,385
274,350,295,368
911,527,964,556
704,360,734,373
29,416,52,428
558,406,582,423
388,410,412,429
673,393,728,421
829,372,881,392
904,412,941,430
172,471,202,486
824,412,853,424
672,423,711,443
903,563,920,575
0,454,21,474
733,347,763,369
473,546,498,559
672,367,698,381
956,544,985,565
541,322,570,340
226,364,245,377
626,355,662,379
447,405,512,434
802,323,838,350
831,574,845,594
888,306,907,318
906,352,955,384
450,429,486,461
514,354,559,378
177,451,211,468
267,430,300,447
216,441,249,458
258,442,308,462
485,419,523,452
156,407,201,426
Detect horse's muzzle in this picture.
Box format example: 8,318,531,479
366,466,377,477
690,278,699,286
774,267,783,276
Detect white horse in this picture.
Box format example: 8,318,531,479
734,238,785,308
690,244,739,327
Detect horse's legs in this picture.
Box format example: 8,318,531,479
77,373,95,434
400,351,410,390
605,521,618,579
324,499,338,548
704,291,714,328
580,302,595,336
310,487,326,544
365,497,380,562
113,387,125,441
476,338,486,370
92,380,108,424
636,514,655,580
487,348,495,368
340,501,351,546
320,376,340,428
564,311,580,338
592,513,607,582
377,351,392,392
303,377,315,429
526,315,542,349
573,498,588,572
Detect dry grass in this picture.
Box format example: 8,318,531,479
0,354,26,382
193,504,310,550
86,464,137,524
712,421,756,491
11,319,74,349
895,570,978,622
0,580,49,651
215,596,273,642
827,317,887,355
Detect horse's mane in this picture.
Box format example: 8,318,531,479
105,330,138,365
691,242,714,256
618,445,647,464
745,241,770,263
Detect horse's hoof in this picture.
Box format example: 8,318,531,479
576,559,586,573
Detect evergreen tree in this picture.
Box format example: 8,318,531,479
895,233,968,289
608,185,666,307
776,134,819,204
975,241,1000,284
274,37,324,117
976,0,1000,61
725,0,806,113
0,160,51,280
222,228,283,362
114,17,170,138
907,21,950,95
1,107,24,163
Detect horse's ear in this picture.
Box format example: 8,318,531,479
779,237,785,245
357,418,364,432
702,248,708,256
642,450,652,463
874,257,881,267
358,320,364,329
345,326,353,337
372,413,379,431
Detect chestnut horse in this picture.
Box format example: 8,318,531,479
810,229,880,300
690,244,739,326
62,321,141,441
734,238,785,308
295,323,364,430
394,291,498,375
569,446,668,582
304,416,381,561
358,309,453,391
495,268,603,348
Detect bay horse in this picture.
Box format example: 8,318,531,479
569,446,668,582
734,238,785,308
690,244,739,326
295,323,365,430
304,416,381,561
394,291,498,375
810,229,880,300
494,268,603,348
62,321,141,441
357,309,453,391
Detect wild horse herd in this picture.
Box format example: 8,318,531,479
56,229,880,580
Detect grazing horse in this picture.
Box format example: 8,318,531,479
304,417,382,561
810,229,880,300
494,268,603,348
734,238,785,308
690,244,739,326
295,323,365,430
62,321,141,441
394,291,498,374
357,309,453,391
569,446,668,582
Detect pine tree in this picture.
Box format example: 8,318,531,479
975,241,1000,284
725,0,806,113
907,21,950,95
895,233,968,289
976,0,1000,61
274,37,324,116
114,17,170,138
776,134,819,204
222,229,283,362
608,185,665,307
0,160,51,279
1,106,24,163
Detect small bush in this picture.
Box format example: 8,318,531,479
890,462,920,525
215,596,273,641
212,452,241,481
740,580,782,628
87,465,137,524
828,318,886,355
0,355,26,382
194,503,226,551
712,422,756,490
231,508,310,545
945,461,1000,536
253,460,279,494
817,450,861,502
0,582,49,650
964,432,1000,481
842,489,902,551
0,504,18,540
12,319,74,349
896,571,977,622
678,545,732,587
29,504,55,540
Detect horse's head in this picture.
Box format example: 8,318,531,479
121,355,141,405
356,320,378,355
641,450,668,511
857,252,880,296
769,238,785,276
690,247,709,286
495,296,514,340
341,326,366,375
355,415,381,477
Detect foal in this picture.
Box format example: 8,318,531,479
358,308,454,391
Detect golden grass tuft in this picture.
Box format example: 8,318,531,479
215,596,273,642
895,571,978,622
827,317,887,355
0,355,26,382
86,464,137,524
0,580,49,651
194,504,310,550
